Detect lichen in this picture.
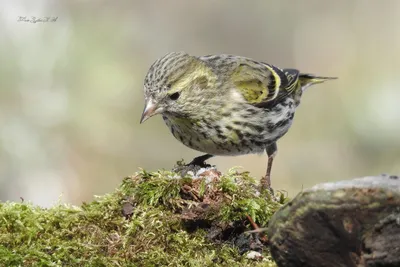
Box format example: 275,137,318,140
0,166,284,267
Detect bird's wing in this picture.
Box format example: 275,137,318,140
230,61,299,107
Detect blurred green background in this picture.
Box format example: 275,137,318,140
1,0,400,206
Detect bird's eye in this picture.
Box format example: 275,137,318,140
169,92,180,100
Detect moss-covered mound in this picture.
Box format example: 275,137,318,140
0,167,283,266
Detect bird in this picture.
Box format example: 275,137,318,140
140,52,336,190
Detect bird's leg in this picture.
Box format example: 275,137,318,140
188,154,214,167
263,157,274,189
261,143,277,192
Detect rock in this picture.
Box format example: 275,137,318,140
268,175,400,267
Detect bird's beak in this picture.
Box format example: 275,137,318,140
140,99,160,124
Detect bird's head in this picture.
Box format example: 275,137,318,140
140,52,214,123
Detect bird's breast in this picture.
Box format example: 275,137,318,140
162,97,296,156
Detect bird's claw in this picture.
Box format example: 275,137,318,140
187,159,211,168
172,160,211,177
260,176,275,198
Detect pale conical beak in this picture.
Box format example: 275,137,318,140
140,100,159,124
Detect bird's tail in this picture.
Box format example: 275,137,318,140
299,74,337,91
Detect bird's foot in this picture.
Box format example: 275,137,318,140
259,176,275,198
187,158,211,168
173,156,213,177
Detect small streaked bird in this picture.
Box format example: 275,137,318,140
140,52,336,190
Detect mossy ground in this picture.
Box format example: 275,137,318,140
0,167,284,267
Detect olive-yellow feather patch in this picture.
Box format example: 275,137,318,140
167,59,214,95
234,79,268,103
231,63,280,104
229,131,240,143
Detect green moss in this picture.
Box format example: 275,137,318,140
0,167,282,267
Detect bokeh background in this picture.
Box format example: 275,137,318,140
1,0,400,206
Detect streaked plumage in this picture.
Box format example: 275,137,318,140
140,52,336,190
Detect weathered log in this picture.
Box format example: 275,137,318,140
268,174,400,267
